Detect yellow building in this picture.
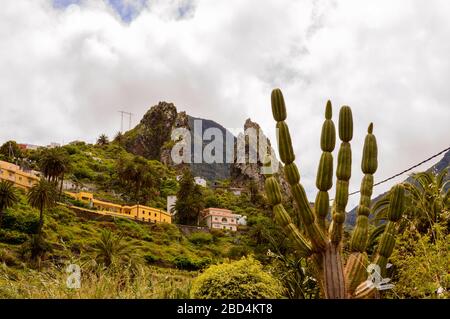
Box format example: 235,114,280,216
0,160,40,190
65,191,172,224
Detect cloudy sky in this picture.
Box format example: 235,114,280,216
1,0,449,206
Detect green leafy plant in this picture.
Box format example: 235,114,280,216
190,256,283,299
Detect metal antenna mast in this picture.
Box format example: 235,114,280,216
118,111,134,133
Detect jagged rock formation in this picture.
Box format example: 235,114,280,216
230,118,285,191
123,102,286,186
124,102,178,160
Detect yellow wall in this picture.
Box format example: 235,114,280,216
65,191,172,224
0,160,39,190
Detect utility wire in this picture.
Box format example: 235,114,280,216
331,146,450,200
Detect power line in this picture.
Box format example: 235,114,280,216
331,146,450,200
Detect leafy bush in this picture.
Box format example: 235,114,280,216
226,245,251,259
2,210,39,234
172,256,210,271
388,224,449,298
188,232,213,245
144,253,160,264
0,229,29,245
190,256,283,299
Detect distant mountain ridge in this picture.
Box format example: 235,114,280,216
346,149,450,225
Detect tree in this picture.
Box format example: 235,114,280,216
174,170,205,225
27,179,58,238
0,180,19,227
39,148,70,182
92,230,132,267
116,155,156,204
0,140,22,162
97,134,109,146
373,168,449,237
39,147,70,199
113,132,124,145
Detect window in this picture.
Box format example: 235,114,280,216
214,217,218,221
142,217,145,221
155,213,157,217
143,210,145,214
221,217,227,223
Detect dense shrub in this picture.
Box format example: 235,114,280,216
226,245,251,259
188,232,213,245
2,210,39,234
190,256,283,299
0,229,29,245
172,256,211,271
144,253,160,264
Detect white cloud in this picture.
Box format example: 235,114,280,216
0,0,449,206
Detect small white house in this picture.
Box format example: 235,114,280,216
194,176,207,187
235,214,247,226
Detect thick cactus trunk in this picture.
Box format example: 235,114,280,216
323,242,346,298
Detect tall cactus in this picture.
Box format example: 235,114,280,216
265,88,405,299
314,101,335,230
329,106,353,244
344,123,378,295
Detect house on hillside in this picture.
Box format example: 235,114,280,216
0,160,40,190
65,191,172,224
201,207,240,231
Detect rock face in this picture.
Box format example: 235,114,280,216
123,102,286,187
230,118,287,192
124,102,178,160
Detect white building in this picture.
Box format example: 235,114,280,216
167,195,177,215
235,214,247,226
194,176,207,187
202,208,240,232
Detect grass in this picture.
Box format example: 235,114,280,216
0,192,250,298
0,262,195,298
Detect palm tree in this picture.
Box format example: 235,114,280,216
27,179,58,238
0,180,19,227
116,155,155,204
97,134,109,146
92,230,132,267
373,168,449,237
39,148,70,198
39,148,69,182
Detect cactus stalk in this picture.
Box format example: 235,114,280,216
329,106,353,244
315,101,336,230
344,123,378,295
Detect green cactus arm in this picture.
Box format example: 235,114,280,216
329,106,353,245
314,100,336,230
345,123,378,295
367,224,386,248
372,184,405,276
264,163,313,257
271,88,327,252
